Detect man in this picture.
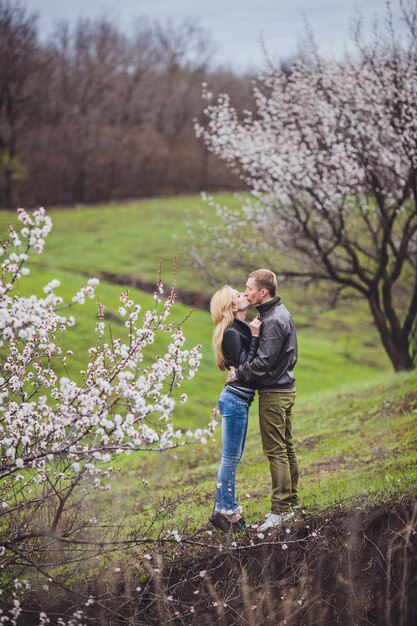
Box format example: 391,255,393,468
228,268,299,531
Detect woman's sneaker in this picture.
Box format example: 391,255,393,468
209,511,247,534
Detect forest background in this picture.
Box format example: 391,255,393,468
0,2,255,207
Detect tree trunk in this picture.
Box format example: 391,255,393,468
73,166,85,204
368,295,414,372
3,163,12,207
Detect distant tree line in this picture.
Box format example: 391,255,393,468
0,1,254,208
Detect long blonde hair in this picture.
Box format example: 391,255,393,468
210,285,236,371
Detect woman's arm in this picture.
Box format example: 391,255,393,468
222,328,259,367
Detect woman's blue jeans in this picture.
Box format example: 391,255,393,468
214,388,251,515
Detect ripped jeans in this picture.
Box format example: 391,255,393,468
214,387,251,515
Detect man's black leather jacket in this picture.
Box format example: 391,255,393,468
238,297,297,390
222,320,259,390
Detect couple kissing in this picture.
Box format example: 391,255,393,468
209,268,299,534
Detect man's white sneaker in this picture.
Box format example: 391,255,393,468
258,511,295,532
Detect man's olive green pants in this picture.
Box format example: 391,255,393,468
259,391,299,514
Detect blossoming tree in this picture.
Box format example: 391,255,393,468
0,208,216,621
195,2,417,372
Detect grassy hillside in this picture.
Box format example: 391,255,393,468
2,194,414,524
2,196,416,626
105,368,417,532
9,262,390,430
0,195,397,352
0,195,227,293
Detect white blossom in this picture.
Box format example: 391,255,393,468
0,208,217,624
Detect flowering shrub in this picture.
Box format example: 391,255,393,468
0,207,217,622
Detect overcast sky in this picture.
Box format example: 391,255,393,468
22,0,402,70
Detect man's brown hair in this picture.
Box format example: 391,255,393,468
249,269,277,297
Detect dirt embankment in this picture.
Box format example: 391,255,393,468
99,271,211,310
20,499,417,625
132,500,416,626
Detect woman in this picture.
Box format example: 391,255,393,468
209,285,261,533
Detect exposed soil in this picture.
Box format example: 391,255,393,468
25,498,417,626
297,434,325,451
360,391,417,422
137,499,417,626
99,271,211,310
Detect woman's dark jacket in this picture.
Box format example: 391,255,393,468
222,320,259,391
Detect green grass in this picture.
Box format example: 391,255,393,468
106,368,417,532
8,263,390,432
1,193,413,537
0,195,239,293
